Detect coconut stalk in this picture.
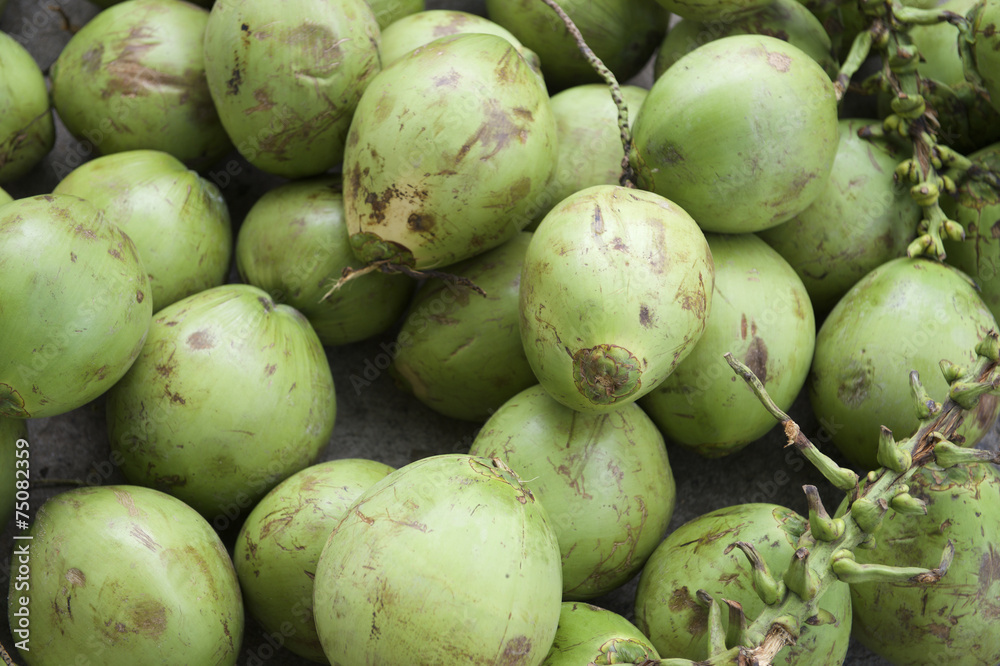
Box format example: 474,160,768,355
603,332,1000,666
537,0,636,188
832,0,1000,261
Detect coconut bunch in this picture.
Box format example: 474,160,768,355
610,334,1000,665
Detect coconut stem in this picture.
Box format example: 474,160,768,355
537,0,635,188
724,353,859,492
0,640,17,666
834,28,874,101
717,333,1000,665
856,0,993,261
697,590,728,657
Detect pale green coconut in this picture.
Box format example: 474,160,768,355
519,184,714,413
313,454,563,665
367,0,424,28
850,463,1000,665
0,32,55,183
0,195,152,419
944,142,1000,322
972,0,1000,115
203,0,381,178
639,233,815,457
379,9,540,72
470,384,676,599
53,150,232,312
9,485,243,665
542,602,660,665
632,34,839,233
235,458,394,663
344,32,557,270
0,186,12,206
809,257,1000,469
105,284,336,520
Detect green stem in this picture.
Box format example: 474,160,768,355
835,29,874,100
724,353,859,491
717,335,1000,666
537,0,635,187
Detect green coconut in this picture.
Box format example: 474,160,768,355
367,0,424,28
485,0,668,91
235,177,415,347
389,232,537,422
849,463,1000,665
344,32,557,270
809,257,1000,470
105,284,336,520
942,141,1000,323
379,9,540,72
632,34,839,234
53,150,232,312
0,195,152,419
634,503,852,665
0,417,27,525
203,0,381,178
653,0,837,79
50,0,232,169
235,458,395,663
541,602,660,665
519,184,714,413
0,186,12,206
0,32,55,183
8,485,243,665
469,384,676,599
312,454,563,665
527,84,648,227
639,233,815,457
757,118,921,317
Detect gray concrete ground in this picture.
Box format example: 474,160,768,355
1,0,976,663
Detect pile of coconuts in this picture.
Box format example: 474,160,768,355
3,0,1000,664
